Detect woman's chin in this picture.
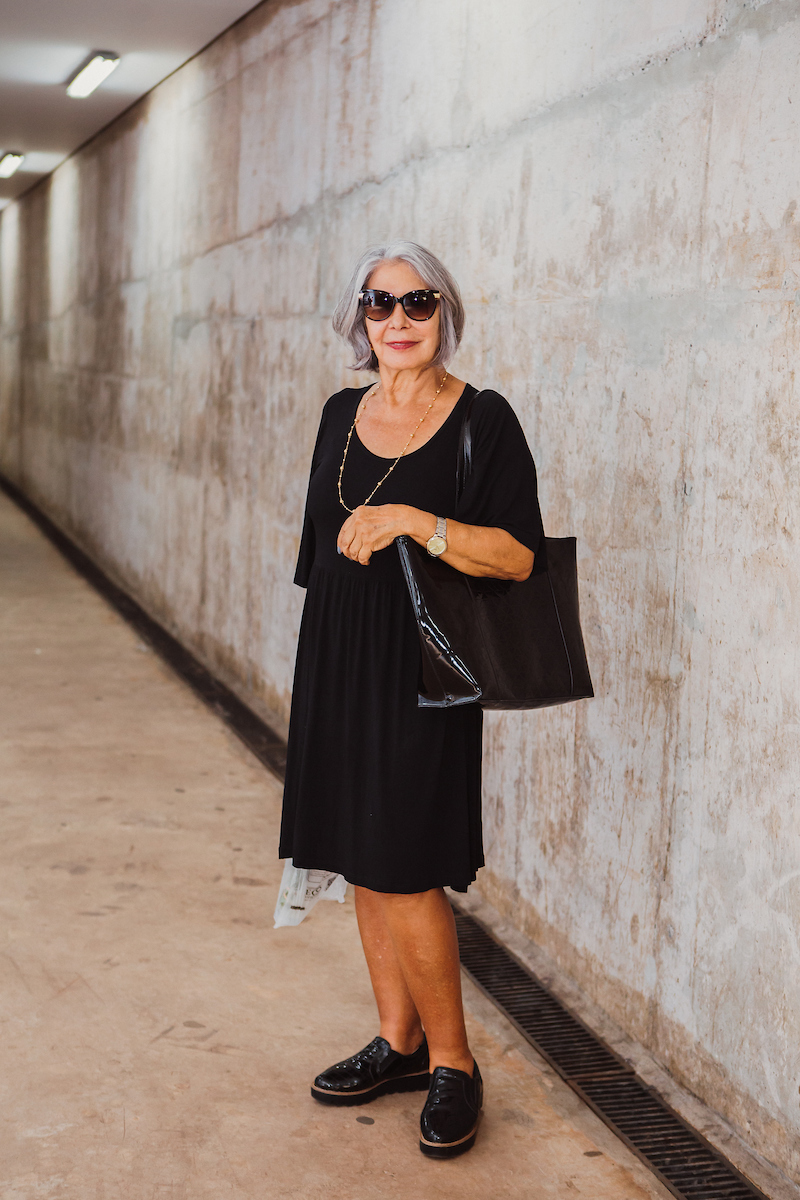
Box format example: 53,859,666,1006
376,349,436,372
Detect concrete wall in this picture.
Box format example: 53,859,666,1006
1,0,799,1181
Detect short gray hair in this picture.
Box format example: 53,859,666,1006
332,241,465,371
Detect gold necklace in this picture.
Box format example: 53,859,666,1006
337,373,448,513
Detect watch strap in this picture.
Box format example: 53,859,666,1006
426,516,448,557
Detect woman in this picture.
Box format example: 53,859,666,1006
279,241,543,1158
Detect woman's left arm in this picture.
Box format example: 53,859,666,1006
337,504,534,582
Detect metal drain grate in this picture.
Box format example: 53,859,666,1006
453,905,767,1200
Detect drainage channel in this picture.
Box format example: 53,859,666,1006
452,906,767,1200
2,475,769,1200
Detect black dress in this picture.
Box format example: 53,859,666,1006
279,383,543,893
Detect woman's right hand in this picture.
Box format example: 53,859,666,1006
337,504,415,565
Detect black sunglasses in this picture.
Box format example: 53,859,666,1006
359,288,440,322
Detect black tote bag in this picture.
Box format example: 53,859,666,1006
395,392,594,710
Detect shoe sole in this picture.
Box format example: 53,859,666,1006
311,1071,430,1107
419,1119,480,1158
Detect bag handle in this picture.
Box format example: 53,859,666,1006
455,385,549,570
455,386,481,505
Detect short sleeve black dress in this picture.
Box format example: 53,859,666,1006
279,383,543,894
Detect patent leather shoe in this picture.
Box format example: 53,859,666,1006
419,1060,483,1157
311,1035,429,1106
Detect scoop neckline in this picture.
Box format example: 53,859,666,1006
353,382,471,461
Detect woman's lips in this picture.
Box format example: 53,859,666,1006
386,340,418,349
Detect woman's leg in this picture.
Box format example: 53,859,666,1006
354,885,473,1075
355,885,424,1055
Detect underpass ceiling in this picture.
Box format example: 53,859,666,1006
0,0,264,206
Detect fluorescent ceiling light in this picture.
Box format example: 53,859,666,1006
67,53,120,98
17,151,66,175
0,153,25,178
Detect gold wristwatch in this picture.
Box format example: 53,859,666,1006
426,516,448,558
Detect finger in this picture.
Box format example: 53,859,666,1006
344,532,367,563
335,523,352,554
337,525,357,557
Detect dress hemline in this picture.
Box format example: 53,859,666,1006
286,854,479,896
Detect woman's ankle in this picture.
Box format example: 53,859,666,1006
382,1027,425,1056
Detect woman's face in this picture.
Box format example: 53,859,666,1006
363,259,441,374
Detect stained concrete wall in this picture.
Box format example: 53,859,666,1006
1,0,799,1182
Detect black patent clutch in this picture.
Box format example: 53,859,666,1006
395,392,594,710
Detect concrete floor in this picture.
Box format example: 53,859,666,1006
0,490,673,1200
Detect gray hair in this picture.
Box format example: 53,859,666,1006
332,241,465,371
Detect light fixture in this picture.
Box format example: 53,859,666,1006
0,152,25,178
66,52,120,98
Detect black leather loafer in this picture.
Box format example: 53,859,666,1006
311,1035,429,1106
419,1061,483,1157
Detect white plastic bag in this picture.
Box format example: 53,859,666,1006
273,859,347,927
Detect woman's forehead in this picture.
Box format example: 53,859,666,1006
366,259,428,291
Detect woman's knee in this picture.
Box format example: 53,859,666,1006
373,887,444,910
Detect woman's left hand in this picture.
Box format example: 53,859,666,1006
337,504,410,565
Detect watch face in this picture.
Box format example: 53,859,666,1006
427,534,447,556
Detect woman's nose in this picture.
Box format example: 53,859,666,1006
387,301,411,329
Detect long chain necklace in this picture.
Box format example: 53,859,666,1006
337,372,448,513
